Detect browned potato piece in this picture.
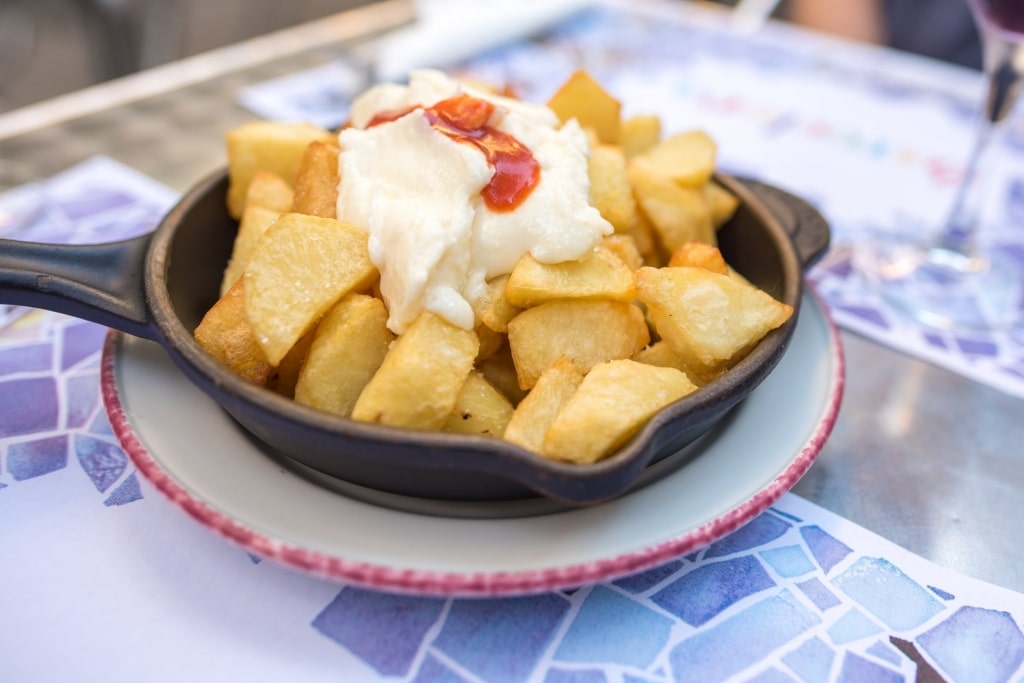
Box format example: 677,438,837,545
620,115,662,159
352,312,479,429
292,139,340,218
443,372,514,437
546,70,621,144
507,300,649,389
226,121,334,218
472,274,522,333
267,329,315,399
194,277,273,385
542,359,697,464
632,340,722,387
245,170,294,213
503,356,583,454
601,234,644,272
505,244,636,307
629,159,715,251
634,130,717,188
704,180,740,229
475,324,505,362
635,266,793,369
477,346,528,405
294,294,393,416
668,241,729,274
220,205,281,296
244,213,377,365
588,143,636,233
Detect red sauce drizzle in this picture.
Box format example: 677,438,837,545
366,95,540,212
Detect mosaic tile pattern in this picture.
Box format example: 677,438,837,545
308,499,1024,682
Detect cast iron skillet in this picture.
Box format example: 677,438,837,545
0,170,828,506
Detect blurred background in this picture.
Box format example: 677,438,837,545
0,0,981,115
0,0,375,113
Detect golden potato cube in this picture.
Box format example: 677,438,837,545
477,346,528,405
267,329,315,399
547,70,621,144
629,158,715,251
443,372,514,437
245,170,294,213
352,312,479,429
244,213,377,365
194,277,273,385
507,300,649,390
620,114,662,159
704,180,740,229
505,243,636,308
542,359,697,464
632,340,722,387
292,139,340,219
220,205,281,296
472,274,522,333
588,143,636,233
294,294,393,416
475,324,505,362
629,206,663,267
601,234,644,272
226,121,334,218
667,241,729,274
503,356,583,454
634,130,717,188
635,266,793,368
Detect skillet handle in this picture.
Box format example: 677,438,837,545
734,178,831,270
0,234,158,340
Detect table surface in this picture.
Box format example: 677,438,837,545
2,0,1023,601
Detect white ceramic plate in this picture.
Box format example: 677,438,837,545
102,292,843,597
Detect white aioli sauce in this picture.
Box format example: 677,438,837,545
336,69,612,334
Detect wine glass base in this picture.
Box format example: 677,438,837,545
854,238,1024,332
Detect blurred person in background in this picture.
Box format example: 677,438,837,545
783,0,983,69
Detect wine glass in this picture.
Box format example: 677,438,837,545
855,0,1024,331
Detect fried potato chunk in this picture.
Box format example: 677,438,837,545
704,180,740,229
194,277,272,385
292,139,340,218
443,372,514,437
542,359,697,464
507,300,649,390
546,70,621,144
629,159,715,251
503,356,583,454
294,294,393,416
635,266,793,369
226,121,334,218
352,312,479,429
244,213,377,365
220,205,281,296
667,241,729,274
505,244,636,307
472,274,522,333
633,130,717,188
245,170,294,213
620,114,662,159
588,143,636,233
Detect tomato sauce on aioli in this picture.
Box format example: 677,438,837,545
367,94,541,212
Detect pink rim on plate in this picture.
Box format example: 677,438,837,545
101,288,844,597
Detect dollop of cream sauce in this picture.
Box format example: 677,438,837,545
336,69,612,334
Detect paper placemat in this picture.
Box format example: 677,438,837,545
237,3,1024,399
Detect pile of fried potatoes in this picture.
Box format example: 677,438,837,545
195,70,793,466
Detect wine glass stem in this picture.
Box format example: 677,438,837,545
935,30,1024,265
